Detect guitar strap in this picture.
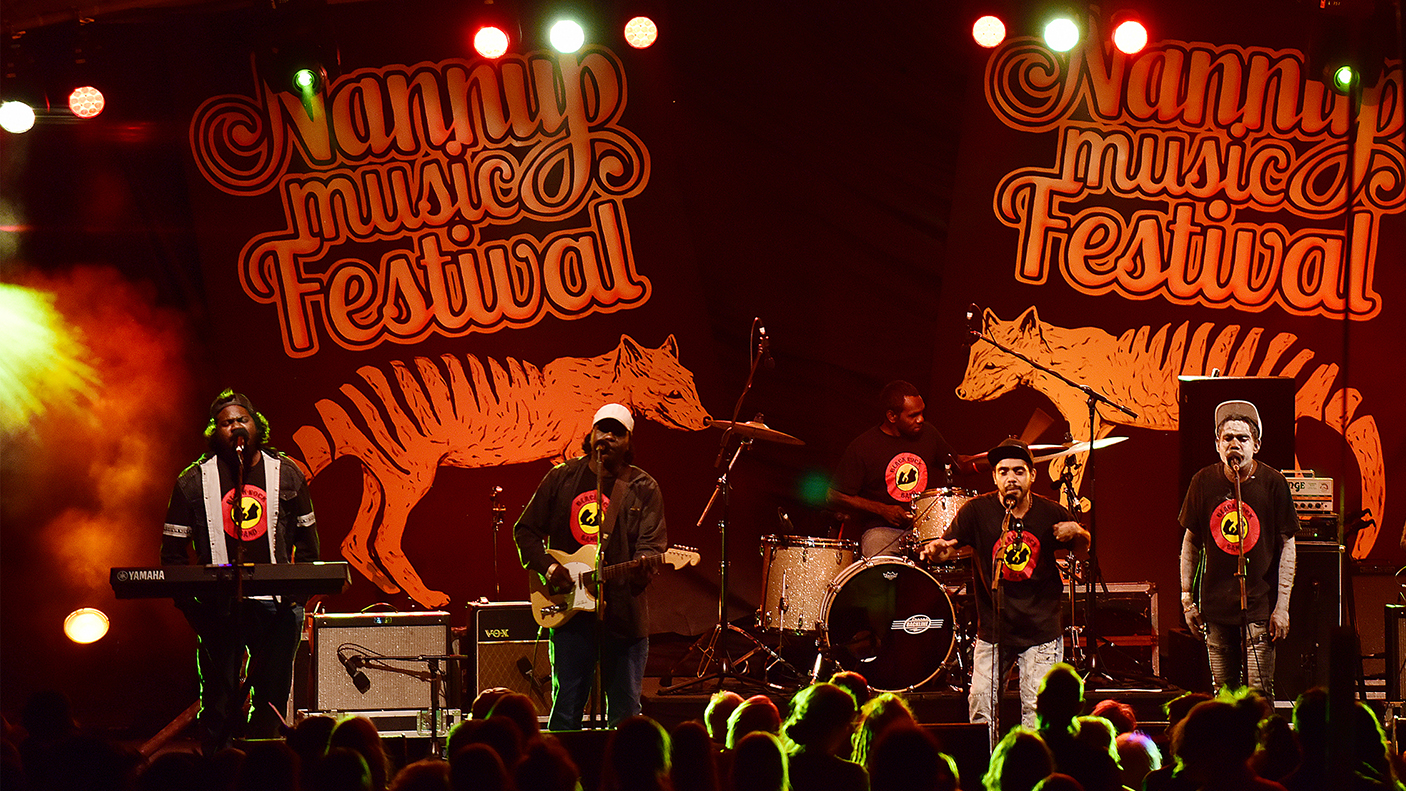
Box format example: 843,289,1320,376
597,465,638,557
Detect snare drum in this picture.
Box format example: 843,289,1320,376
759,535,857,632
911,487,974,542
820,556,956,692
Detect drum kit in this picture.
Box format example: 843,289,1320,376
710,419,1128,694
757,487,975,693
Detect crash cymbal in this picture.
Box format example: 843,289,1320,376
709,419,805,445
956,444,1065,467
1032,436,1128,462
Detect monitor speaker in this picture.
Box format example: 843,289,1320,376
311,611,454,712
1274,542,1343,701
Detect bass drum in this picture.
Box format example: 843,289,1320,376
821,557,956,692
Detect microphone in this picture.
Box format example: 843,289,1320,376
777,508,798,533
1002,493,1018,510
757,320,775,369
339,651,371,694
1227,451,1243,469
516,656,544,693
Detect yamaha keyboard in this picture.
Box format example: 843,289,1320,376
110,562,352,599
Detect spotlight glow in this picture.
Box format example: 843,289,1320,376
68,87,105,118
1112,20,1148,54
0,101,37,134
623,16,658,49
474,26,510,59
549,20,585,53
1333,64,1357,92
293,68,319,92
1044,17,1080,52
972,15,1007,48
64,608,110,644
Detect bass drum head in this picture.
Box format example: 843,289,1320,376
821,558,955,692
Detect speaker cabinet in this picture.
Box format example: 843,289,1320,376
1274,541,1343,701
1068,582,1160,676
466,601,553,719
1387,605,1406,701
311,611,455,713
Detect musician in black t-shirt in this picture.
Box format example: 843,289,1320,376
922,439,1089,728
828,381,957,557
1178,399,1297,695
161,390,320,754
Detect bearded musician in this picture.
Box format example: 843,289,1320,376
922,438,1089,729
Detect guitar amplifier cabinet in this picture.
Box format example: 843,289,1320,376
311,611,457,714
464,601,553,720
1067,582,1160,676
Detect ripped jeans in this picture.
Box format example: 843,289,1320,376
1205,620,1275,695
969,637,1063,730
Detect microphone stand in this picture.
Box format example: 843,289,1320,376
589,446,607,728
660,318,795,694
988,501,1014,752
1231,459,1252,690
351,652,468,756
968,319,1140,688
489,487,505,601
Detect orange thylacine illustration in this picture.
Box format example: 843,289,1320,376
292,335,712,607
956,306,1385,558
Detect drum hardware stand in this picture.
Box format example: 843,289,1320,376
661,318,801,694
968,310,1141,689
659,435,798,694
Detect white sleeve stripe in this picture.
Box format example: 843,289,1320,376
163,523,192,538
296,511,316,527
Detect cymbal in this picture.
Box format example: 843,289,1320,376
956,444,1064,466
709,419,805,445
1032,436,1128,462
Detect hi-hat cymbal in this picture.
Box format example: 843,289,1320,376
710,419,805,445
1032,436,1128,462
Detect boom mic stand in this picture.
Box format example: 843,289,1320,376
660,319,795,694
968,313,1144,688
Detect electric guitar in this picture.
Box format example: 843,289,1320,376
527,545,700,628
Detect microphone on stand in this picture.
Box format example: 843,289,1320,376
339,651,372,694
757,320,775,369
1226,450,1243,470
964,303,981,347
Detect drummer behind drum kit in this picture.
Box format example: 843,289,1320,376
732,421,1128,694
758,487,975,693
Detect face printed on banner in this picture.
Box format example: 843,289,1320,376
886,453,928,501
571,491,610,545
1210,498,1262,555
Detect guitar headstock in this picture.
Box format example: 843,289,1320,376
662,546,701,569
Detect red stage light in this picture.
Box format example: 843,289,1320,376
474,26,510,59
972,15,1007,48
623,16,658,49
1113,19,1148,54
68,86,105,118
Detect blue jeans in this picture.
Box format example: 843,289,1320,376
969,637,1063,729
1206,620,1274,695
548,618,648,730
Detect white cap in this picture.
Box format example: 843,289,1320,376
592,403,635,433
1214,399,1262,439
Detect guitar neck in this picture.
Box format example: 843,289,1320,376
595,553,662,583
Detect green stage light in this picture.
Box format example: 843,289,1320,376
1333,64,1357,93
294,68,319,92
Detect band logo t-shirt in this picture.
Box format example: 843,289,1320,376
1179,463,1297,623
216,462,273,564
570,487,612,546
833,424,956,531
